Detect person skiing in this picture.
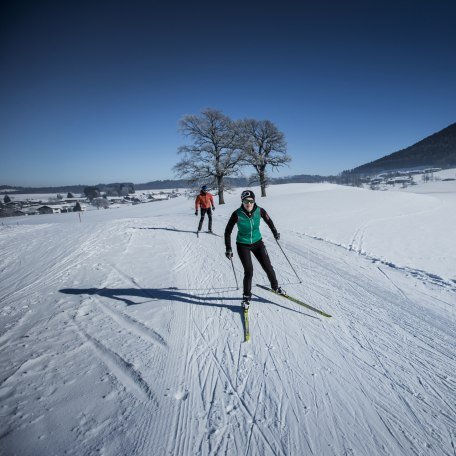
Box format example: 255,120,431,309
195,185,215,233
224,190,284,309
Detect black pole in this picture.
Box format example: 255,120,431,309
230,257,239,290
275,239,302,283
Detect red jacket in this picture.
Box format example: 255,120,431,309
195,192,214,210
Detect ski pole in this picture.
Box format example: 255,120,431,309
230,257,239,290
275,239,302,283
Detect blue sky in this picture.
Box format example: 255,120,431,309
1,0,455,186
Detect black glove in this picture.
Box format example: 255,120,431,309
212,206,215,211
195,210,198,216
274,232,280,240
225,249,233,259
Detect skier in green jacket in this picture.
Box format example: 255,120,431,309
224,190,284,309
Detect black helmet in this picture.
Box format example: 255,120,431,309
201,185,207,192
241,190,255,201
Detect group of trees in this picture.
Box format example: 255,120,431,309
83,183,134,201
173,108,291,204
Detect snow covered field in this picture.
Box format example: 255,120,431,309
0,178,455,455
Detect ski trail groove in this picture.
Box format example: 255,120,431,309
190,312,281,455
95,297,167,348
72,319,157,405
356,326,433,452
245,368,266,456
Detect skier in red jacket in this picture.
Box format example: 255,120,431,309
195,185,215,233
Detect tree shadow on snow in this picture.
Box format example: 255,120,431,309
131,227,197,234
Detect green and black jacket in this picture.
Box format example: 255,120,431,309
224,204,278,250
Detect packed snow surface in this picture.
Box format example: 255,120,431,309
1,179,455,455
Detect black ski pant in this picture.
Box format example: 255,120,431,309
237,240,278,298
198,208,212,231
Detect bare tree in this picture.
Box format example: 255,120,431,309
240,119,291,197
92,197,109,209
173,109,244,204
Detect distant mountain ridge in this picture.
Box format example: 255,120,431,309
346,122,456,175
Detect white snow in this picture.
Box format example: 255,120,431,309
0,177,455,455
6,193,64,202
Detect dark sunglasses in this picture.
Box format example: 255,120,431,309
243,199,254,204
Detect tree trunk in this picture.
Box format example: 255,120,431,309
259,169,267,197
217,175,225,204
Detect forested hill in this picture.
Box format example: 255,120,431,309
346,122,456,175
1,176,335,194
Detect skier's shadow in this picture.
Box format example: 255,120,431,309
59,286,266,314
131,227,197,234
60,287,314,321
